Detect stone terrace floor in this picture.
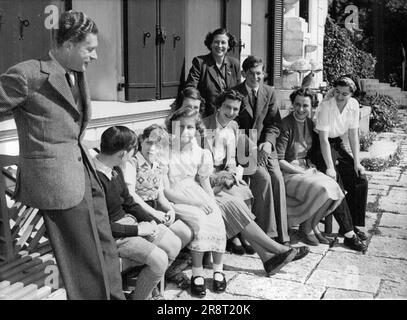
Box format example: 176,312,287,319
165,110,407,301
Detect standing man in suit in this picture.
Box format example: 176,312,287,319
233,56,290,245
185,28,241,118
0,11,124,300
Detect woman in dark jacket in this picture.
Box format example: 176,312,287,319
185,28,241,118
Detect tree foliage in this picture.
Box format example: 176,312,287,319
323,17,376,85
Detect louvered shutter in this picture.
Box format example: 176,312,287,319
267,0,283,87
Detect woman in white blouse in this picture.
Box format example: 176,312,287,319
314,76,368,242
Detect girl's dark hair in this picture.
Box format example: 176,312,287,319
56,11,98,46
333,76,357,94
204,28,237,52
173,87,206,111
165,106,205,136
138,124,169,150
100,126,137,155
289,88,318,108
215,89,244,109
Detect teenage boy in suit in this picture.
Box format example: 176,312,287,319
232,55,290,245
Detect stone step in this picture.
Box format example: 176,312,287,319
364,83,393,91
360,78,379,86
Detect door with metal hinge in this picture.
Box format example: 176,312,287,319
223,0,242,61
0,0,65,75
124,0,158,101
124,0,185,102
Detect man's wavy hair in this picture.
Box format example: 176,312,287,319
56,11,98,46
165,106,205,136
204,28,237,52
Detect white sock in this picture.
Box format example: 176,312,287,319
192,266,204,277
212,263,224,281
344,231,355,238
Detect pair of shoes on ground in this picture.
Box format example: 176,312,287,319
191,272,226,297
263,246,310,276
339,227,367,252
227,238,255,255
299,230,331,246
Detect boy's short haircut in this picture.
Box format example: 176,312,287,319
100,126,137,155
242,55,264,72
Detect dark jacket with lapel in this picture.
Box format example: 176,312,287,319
233,81,281,158
185,53,241,116
0,58,99,210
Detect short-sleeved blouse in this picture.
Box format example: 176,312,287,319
314,97,360,138
167,138,214,186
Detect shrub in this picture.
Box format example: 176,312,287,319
360,132,377,151
359,93,400,132
323,17,376,86
361,145,402,171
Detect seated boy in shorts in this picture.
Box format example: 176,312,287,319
93,126,184,300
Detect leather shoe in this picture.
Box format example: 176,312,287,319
191,276,206,297
240,238,255,255
343,235,367,252
315,232,331,245
291,246,310,261
228,239,245,255
299,230,319,246
354,227,368,241
212,272,227,293
263,248,297,276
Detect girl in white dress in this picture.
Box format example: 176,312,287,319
163,107,227,297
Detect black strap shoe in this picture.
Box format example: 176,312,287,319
263,248,297,276
191,276,206,297
344,235,367,252
291,246,310,261
354,227,368,241
228,239,245,255
213,272,227,293
240,238,255,255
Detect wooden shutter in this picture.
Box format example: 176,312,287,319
0,0,64,75
267,0,283,87
125,0,158,101
159,0,185,99
224,0,241,61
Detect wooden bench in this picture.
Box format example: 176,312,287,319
83,141,166,297
0,151,165,299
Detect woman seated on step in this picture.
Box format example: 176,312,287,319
276,88,345,246
179,87,254,255
173,95,310,279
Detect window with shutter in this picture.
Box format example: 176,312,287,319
0,0,66,75
124,0,185,102
267,0,283,88
223,0,241,61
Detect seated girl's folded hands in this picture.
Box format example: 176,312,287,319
153,210,168,224
165,210,176,226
